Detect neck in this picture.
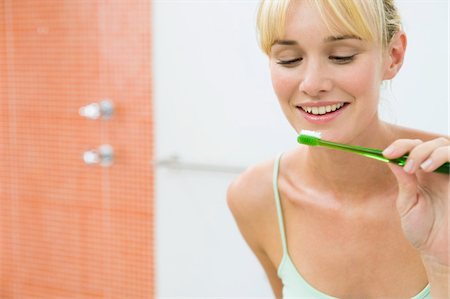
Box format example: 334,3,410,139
303,121,399,200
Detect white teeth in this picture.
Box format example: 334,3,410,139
318,106,326,114
300,102,345,115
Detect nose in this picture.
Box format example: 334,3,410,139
298,61,332,97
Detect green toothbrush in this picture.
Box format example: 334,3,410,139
297,130,449,175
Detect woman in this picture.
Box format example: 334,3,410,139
227,0,449,298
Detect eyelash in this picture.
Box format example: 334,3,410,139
329,55,356,64
276,55,356,66
276,58,302,65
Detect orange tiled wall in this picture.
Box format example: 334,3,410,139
0,0,154,298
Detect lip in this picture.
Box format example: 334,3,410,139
296,101,348,107
296,103,349,124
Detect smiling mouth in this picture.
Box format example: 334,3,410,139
297,102,349,115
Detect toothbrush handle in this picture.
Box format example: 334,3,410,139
319,140,449,175
434,162,450,174
350,148,449,175
390,156,449,175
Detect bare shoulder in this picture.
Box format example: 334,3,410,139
227,158,275,223
226,158,277,251
227,157,284,296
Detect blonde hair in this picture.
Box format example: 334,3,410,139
257,0,402,55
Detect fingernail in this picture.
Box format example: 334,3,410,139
420,159,433,170
383,146,395,156
404,159,414,173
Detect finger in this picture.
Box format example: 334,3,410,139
383,139,423,159
404,138,450,174
387,163,419,217
420,145,450,173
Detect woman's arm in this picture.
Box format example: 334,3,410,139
227,165,283,298
384,137,449,298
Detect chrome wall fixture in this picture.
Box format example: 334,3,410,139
79,100,114,120
156,155,244,174
80,99,114,167
83,144,114,167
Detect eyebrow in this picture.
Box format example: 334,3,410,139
273,35,361,46
273,39,298,46
324,34,361,42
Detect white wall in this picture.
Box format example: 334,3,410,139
153,1,448,298
381,0,449,134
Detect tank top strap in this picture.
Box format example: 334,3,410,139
273,153,288,255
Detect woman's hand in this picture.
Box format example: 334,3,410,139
383,137,449,267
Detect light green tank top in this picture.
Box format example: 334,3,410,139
272,153,431,299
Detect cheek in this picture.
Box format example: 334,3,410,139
270,66,298,101
340,62,381,99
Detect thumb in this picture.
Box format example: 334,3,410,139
387,163,419,217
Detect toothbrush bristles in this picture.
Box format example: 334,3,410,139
300,130,322,138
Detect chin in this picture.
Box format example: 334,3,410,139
309,128,356,144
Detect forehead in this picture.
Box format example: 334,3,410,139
283,0,347,41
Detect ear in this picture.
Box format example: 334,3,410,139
382,31,407,80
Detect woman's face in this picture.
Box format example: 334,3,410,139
269,0,390,143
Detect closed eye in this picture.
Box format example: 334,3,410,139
276,58,302,66
329,54,356,64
